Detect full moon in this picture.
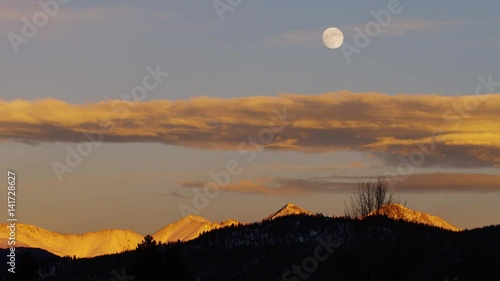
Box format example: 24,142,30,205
322,27,344,49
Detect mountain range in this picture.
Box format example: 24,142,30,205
0,203,459,258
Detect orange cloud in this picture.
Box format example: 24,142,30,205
262,160,368,172
1,91,499,167
396,173,500,192
178,178,301,195
179,173,500,195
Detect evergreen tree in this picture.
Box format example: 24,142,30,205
13,252,38,281
131,235,162,281
164,246,194,281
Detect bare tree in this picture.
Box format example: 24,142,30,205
344,176,403,219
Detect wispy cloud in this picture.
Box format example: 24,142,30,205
266,29,321,46
180,173,500,195
0,8,31,24
267,17,496,46
262,160,369,172
1,91,500,167
178,178,299,195
367,18,460,37
370,17,493,37
0,5,168,33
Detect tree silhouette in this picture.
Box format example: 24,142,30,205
12,252,38,281
131,235,162,281
164,246,195,281
130,236,193,281
136,235,158,252
344,176,404,218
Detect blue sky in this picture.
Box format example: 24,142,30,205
2,0,500,102
1,0,500,234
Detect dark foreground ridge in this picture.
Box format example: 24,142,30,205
1,214,499,281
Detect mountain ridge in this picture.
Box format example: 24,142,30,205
0,223,144,258
366,203,460,231
0,203,461,257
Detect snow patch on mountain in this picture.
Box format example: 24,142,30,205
152,215,241,243
0,224,144,258
367,204,460,231
264,203,313,220
0,216,242,258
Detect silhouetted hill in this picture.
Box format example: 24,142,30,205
5,215,498,281
1,203,461,259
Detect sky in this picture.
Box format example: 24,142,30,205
1,0,499,235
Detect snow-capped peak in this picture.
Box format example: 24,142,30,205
181,214,210,223
367,203,460,231
264,203,313,220
152,215,241,244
